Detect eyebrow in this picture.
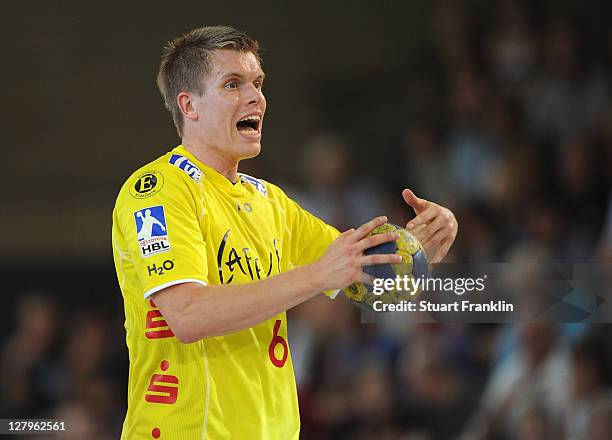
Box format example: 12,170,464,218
221,72,266,81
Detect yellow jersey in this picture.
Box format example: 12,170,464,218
112,145,339,439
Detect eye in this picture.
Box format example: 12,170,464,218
254,80,263,90
224,81,239,90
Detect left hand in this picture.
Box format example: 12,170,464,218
402,189,458,263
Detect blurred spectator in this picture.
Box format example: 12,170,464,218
485,0,537,94
446,70,506,202
396,324,476,440
431,0,472,73
555,138,610,260
53,310,124,437
290,131,385,230
0,292,60,417
522,19,610,143
401,123,454,207
461,322,569,439
513,402,554,440
588,392,612,440
565,330,612,439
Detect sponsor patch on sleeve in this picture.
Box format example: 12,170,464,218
134,205,171,257
169,154,203,183
129,170,164,199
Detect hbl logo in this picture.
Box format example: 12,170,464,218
134,206,171,257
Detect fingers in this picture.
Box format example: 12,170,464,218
421,227,447,249
407,223,426,242
413,209,457,263
360,253,402,266
356,231,399,252
353,216,388,240
406,207,437,230
404,202,457,263
414,215,446,244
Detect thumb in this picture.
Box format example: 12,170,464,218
402,188,424,210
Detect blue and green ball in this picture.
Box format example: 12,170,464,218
343,223,429,312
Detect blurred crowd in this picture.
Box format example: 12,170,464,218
289,1,612,439
3,1,612,439
1,293,126,439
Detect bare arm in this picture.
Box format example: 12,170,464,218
153,263,322,342
152,216,400,343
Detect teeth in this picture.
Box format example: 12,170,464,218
239,115,261,122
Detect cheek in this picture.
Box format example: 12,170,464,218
203,114,231,137
211,103,235,131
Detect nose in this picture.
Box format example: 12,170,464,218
245,84,263,105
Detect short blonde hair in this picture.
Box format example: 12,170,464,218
156,26,261,137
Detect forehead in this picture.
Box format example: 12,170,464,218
207,49,263,79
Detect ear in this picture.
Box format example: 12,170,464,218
177,92,198,122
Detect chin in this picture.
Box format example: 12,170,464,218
239,142,261,160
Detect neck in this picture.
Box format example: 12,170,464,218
181,138,239,184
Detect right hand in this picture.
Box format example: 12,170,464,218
309,216,402,292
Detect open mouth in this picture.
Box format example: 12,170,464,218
236,115,261,135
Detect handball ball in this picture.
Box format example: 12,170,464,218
343,223,429,312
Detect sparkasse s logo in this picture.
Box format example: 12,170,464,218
134,206,171,257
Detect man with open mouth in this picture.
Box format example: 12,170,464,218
111,25,458,439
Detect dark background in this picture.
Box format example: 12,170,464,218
2,0,432,259
2,1,612,439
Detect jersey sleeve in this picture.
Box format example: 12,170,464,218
284,197,340,266
113,166,208,298
272,185,341,298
